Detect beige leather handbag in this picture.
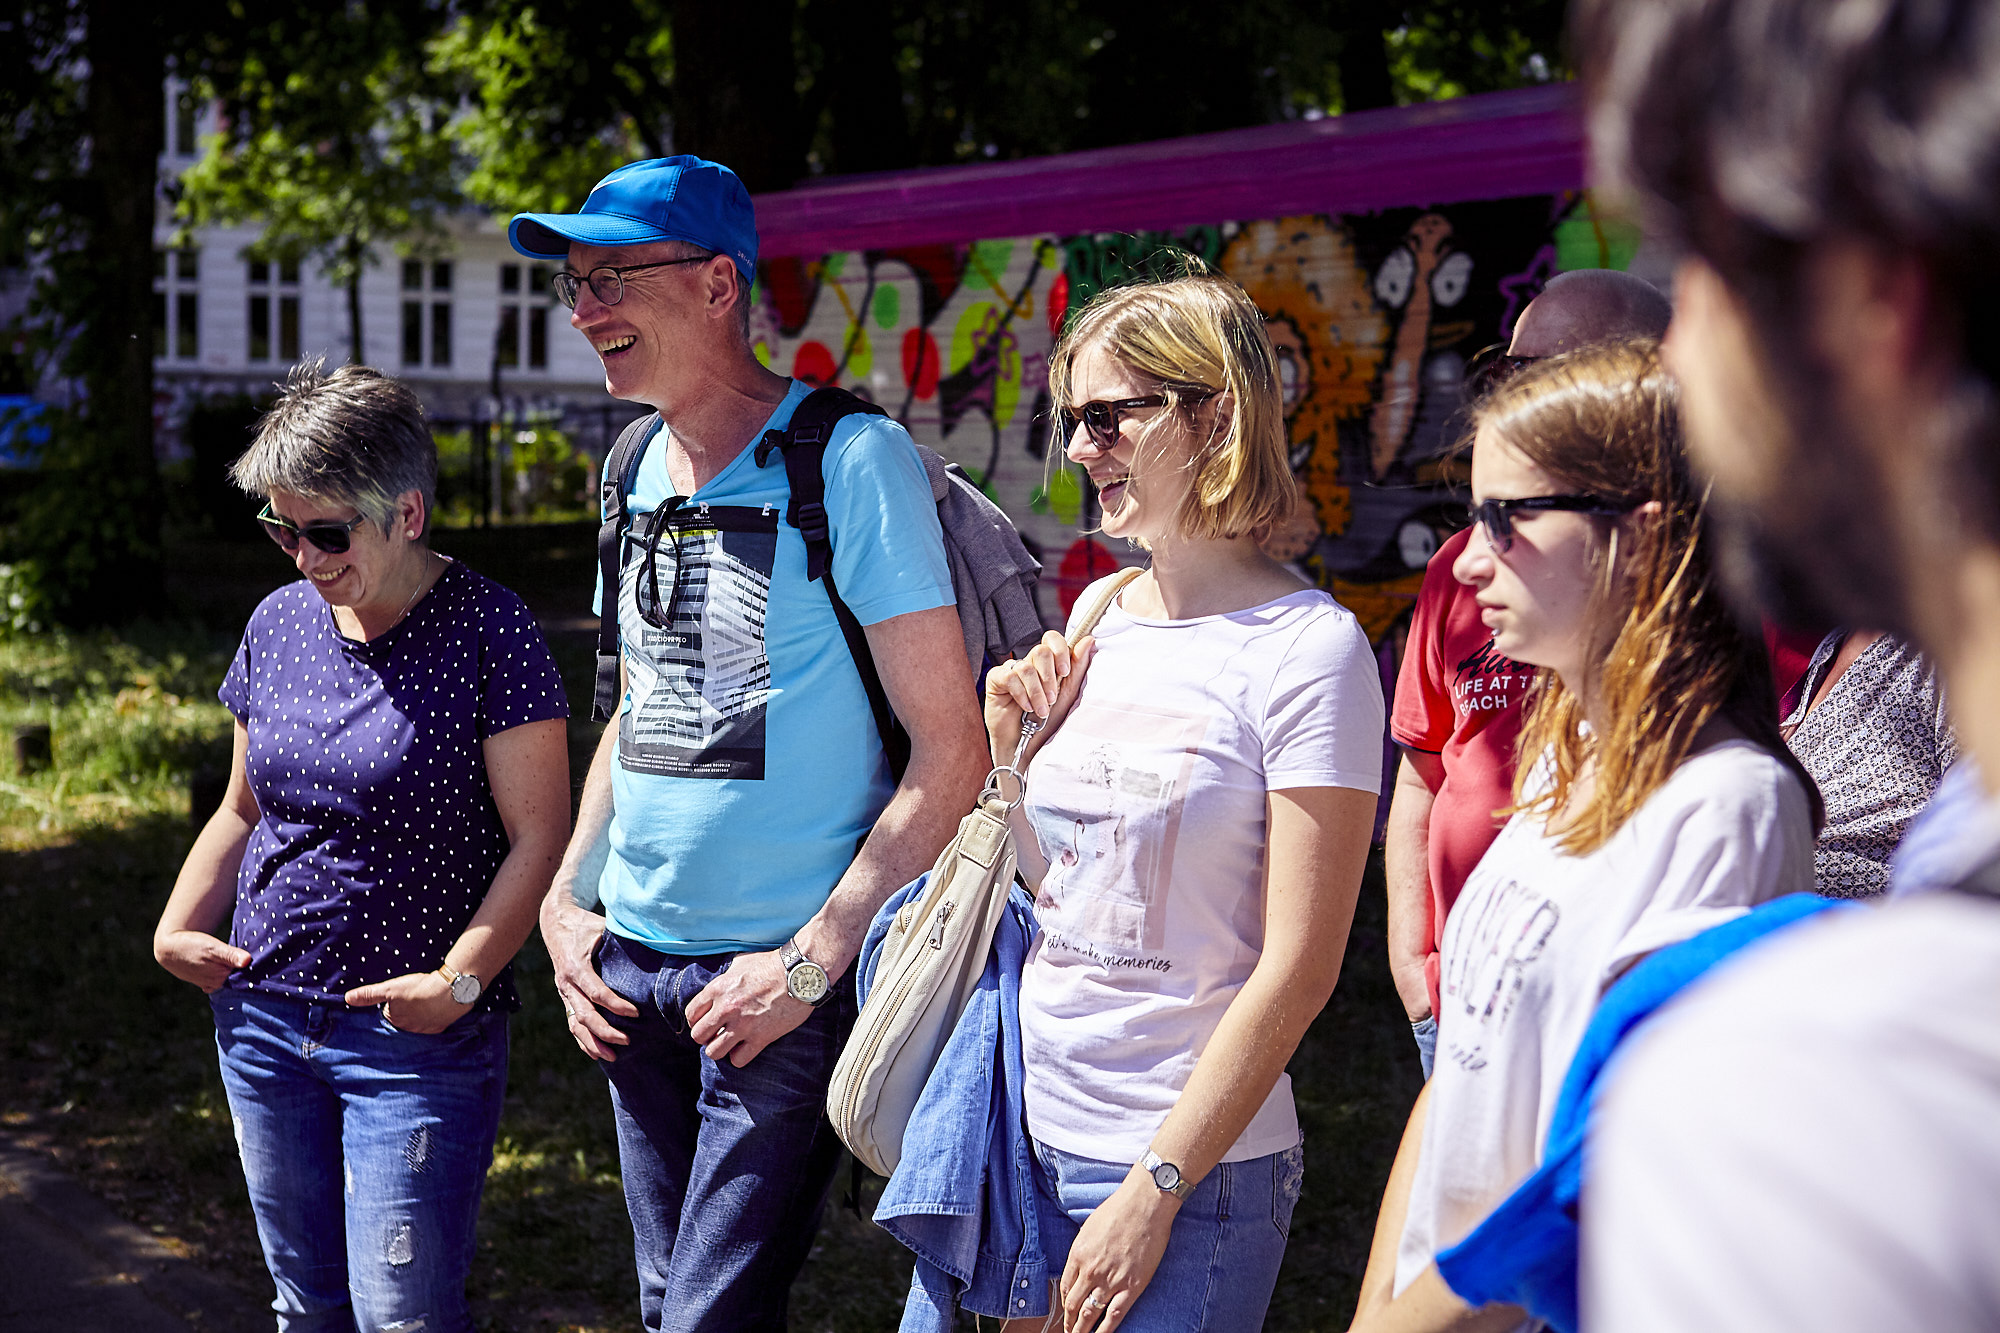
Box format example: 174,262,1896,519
827,566,1141,1176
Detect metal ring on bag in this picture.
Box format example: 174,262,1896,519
982,764,1028,811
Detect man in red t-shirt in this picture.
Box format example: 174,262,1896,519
1385,269,1672,1076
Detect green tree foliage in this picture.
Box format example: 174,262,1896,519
430,1,669,214
178,2,467,362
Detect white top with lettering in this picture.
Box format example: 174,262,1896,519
1019,579,1384,1165
1394,738,1814,1299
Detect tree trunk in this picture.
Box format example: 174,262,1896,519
80,0,166,610
668,0,806,192
347,261,364,365
803,0,913,174
1336,4,1396,112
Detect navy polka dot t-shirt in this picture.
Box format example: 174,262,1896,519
217,560,569,1012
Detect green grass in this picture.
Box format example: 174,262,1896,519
0,523,1420,1331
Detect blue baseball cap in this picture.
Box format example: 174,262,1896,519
508,156,758,284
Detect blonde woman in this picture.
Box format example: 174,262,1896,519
1349,342,1821,1333
984,272,1384,1333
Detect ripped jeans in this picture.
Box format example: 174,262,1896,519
211,990,508,1333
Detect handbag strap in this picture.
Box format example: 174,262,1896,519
982,567,1144,813
1067,566,1143,647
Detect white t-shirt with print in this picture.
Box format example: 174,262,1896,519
1393,738,1815,1298
1018,579,1385,1166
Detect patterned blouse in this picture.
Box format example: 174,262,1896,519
1784,632,1956,898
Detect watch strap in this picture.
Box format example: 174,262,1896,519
780,937,833,1007
1140,1149,1195,1200
437,964,480,1005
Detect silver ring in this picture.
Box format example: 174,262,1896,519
1083,1294,1104,1311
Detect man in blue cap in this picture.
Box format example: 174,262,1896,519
517,156,986,1330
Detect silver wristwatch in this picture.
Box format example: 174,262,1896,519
1140,1149,1195,1200
438,964,482,1006
779,937,832,1007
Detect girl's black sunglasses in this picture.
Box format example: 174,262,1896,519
257,502,369,554
1468,494,1636,552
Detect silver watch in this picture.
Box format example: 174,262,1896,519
438,964,481,1006
1140,1149,1195,1200
778,938,832,1007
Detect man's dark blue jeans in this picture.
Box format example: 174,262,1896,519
595,930,856,1333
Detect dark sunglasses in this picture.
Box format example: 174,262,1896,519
1060,387,1218,451
1468,494,1636,553
551,255,712,310
1463,343,1541,402
257,502,368,554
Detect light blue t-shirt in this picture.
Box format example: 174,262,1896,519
595,379,954,953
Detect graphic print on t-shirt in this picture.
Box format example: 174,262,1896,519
1034,699,1210,956
1440,876,1560,1071
1451,636,1533,723
618,503,779,780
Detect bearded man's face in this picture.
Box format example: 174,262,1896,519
1663,257,1914,636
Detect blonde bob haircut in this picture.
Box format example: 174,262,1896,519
1048,268,1296,544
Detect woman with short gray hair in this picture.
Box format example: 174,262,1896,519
153,360,570,1332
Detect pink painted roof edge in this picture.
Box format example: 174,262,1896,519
752,83,1586,258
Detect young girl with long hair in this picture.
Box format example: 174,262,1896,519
983,271,1384,1333
1349,340,1821,1333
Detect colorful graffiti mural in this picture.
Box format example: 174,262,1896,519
744,188,1632,643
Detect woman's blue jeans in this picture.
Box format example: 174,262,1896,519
210,990,509,1333
1032,1139,1304,1333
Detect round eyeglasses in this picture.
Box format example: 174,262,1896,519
550,255,713,310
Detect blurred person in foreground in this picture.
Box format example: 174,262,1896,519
1577,0,2000,1326
152,361,571,1331
1350,340,1817,1333
1386,269,1672,1078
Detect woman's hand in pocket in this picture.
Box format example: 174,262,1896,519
345,971,463,1034
154,930,251,993
984,631,1096,768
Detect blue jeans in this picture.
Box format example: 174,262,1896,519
1414,1014,1439,1081
595,931,855,1333
210,990,509,1333
1032,1139,1304,1333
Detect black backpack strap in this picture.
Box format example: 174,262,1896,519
593,413,661,722
753,388,912,782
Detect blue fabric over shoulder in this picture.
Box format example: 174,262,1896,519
1434,892,1853,1332
852,876,1056,1331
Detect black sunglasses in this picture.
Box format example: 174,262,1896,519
1463,343,1541,402
1060,387,1218,451
551,255,712,310
257,502,368,554
1468,494,1636,553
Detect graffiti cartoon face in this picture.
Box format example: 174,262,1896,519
1369,214,1476,480
1220,217,1387,544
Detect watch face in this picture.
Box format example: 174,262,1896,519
1152,1161,1182,1193
449,973,481,1005
786,961,830,1005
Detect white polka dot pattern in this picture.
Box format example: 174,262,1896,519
217,561,570,1011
